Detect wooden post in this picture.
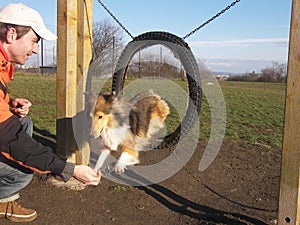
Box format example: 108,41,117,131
56,0,78,161
278,0,300,224
75,0,93,165
56,0,93,165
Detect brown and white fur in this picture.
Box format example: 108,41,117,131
86,91,170,173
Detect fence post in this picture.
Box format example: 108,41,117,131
278,0,300,224
56,0,93,165
75,0,93,165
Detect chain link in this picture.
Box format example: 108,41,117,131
183,0,241,39
97,0,134,39
97,0,241,40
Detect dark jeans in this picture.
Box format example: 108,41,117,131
0,116,34,202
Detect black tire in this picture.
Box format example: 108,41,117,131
112,31,202,148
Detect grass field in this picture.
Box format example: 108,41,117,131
7,73,286,149
221,81,285,149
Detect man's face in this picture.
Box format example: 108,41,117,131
7,28,39,65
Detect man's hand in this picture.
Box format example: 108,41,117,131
73,165,101,185
10,98,32,117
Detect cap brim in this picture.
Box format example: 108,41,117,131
32,25,57,41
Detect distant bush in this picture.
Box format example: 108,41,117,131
228,62,287,83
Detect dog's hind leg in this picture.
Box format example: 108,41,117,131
94,149,110,172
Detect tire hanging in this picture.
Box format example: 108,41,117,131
111,31,202,148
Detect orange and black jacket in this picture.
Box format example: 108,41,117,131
0,44,72,179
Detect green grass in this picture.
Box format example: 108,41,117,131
8,74,57,136
220,81,285,148
7,74,286,149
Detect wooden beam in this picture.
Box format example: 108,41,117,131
278,0,300,224
75,0,93,165
56,0,93,165
56,0,78,160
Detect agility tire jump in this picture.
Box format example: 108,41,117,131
112,31,202,148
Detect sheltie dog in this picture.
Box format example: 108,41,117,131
86,91,170,173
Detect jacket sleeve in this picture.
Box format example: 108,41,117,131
0,115,67,176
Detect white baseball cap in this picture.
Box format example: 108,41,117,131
0,3,57,41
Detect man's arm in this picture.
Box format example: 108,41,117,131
0,115,101,184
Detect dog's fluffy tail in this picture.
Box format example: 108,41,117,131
147,96,170,137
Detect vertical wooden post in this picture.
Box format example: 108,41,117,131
75,0,93,165
56,0,93,165
56,0,78,160
278,0,300,224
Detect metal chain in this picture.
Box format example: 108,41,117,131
97,0,241,40
97,0,134,39
183,0,241,40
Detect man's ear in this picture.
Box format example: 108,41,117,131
6,28,17,43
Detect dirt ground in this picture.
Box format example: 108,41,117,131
8,139,280,225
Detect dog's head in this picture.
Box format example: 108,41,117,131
88,92,116,139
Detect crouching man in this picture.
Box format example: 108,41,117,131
0,3,101,222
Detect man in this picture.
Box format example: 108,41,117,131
0,3,101,223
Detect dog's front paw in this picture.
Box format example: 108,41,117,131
114,162,127,173
114,152,140,173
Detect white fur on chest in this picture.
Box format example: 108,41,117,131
100,125,129,150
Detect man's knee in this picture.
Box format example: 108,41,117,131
19,116,33,137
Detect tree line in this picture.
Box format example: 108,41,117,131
91,19,288,83
227,62,287,83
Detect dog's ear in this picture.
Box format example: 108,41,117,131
110,92,117,103
101,92,117,104
108,91,117,103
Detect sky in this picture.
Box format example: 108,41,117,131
0,0,292,74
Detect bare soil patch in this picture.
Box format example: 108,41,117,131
10,140,280,225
